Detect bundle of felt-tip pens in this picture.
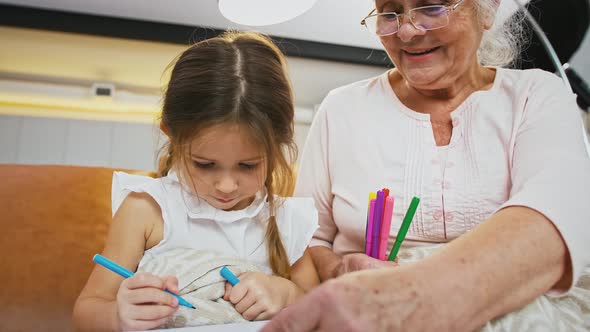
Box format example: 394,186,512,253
365,189,420,261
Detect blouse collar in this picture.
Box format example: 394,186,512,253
167,171,269,223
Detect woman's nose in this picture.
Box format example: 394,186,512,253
215,174,238,193
396,16,427,43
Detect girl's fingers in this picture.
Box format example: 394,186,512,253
127,303,179,321
241,301,266,321
161,275,180,294
228,284,248,304
234,291,257,314
126,287,179,307
124,273,166,290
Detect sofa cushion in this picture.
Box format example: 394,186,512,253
0,164,151,332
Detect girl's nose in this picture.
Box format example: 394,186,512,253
215,174,238,193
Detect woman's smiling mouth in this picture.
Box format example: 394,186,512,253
401,46,441,61
403,47,440,56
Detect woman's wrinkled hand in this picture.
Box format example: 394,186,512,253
116,272,180,331
259,267,450,332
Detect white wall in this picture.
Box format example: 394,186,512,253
0,115,314,171
0,115,161,170
0,27,387,170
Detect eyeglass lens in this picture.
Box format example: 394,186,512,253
368,6,450,35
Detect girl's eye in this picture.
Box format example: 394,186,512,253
194,161,214,169
239,163,258,170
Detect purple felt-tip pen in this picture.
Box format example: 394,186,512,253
371,190,385,258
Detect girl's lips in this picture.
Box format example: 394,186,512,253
215,197,236,203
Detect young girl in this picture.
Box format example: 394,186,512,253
73,31,319,331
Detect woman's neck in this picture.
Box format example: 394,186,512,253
391,64,496,115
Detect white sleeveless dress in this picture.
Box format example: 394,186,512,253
111,171,318,274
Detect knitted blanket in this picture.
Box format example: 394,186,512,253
137,249,261,328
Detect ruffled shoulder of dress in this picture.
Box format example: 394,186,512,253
274,197,319,265
111,171,173,216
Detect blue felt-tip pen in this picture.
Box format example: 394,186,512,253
220,266,240,286
92,254,196,309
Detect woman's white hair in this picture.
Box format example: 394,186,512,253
474,0,527,67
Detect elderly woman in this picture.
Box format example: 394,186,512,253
262,0,590,331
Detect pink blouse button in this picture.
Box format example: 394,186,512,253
445,211,455,222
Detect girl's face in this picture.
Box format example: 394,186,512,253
376,0,489,89
183,123,267,211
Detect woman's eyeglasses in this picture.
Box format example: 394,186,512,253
360,0,464,36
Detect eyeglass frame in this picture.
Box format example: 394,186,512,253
360,0,465,36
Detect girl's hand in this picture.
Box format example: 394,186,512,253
116,272,180,331
223,272,293,321
337,253,398,276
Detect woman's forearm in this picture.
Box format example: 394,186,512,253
309,246,342,281
419,206,569,330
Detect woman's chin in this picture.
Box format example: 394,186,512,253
402,68,446,89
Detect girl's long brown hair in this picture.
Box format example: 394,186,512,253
158,31,296,279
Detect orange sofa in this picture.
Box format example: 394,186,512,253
0,164,153,332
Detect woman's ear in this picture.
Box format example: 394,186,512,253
160,121,171,138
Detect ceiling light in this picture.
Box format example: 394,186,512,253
218,0,318,26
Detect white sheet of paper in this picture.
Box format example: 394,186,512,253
148,321,268,332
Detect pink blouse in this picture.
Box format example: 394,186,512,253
295,67,590,289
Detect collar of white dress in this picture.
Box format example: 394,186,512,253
167,171,269,223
